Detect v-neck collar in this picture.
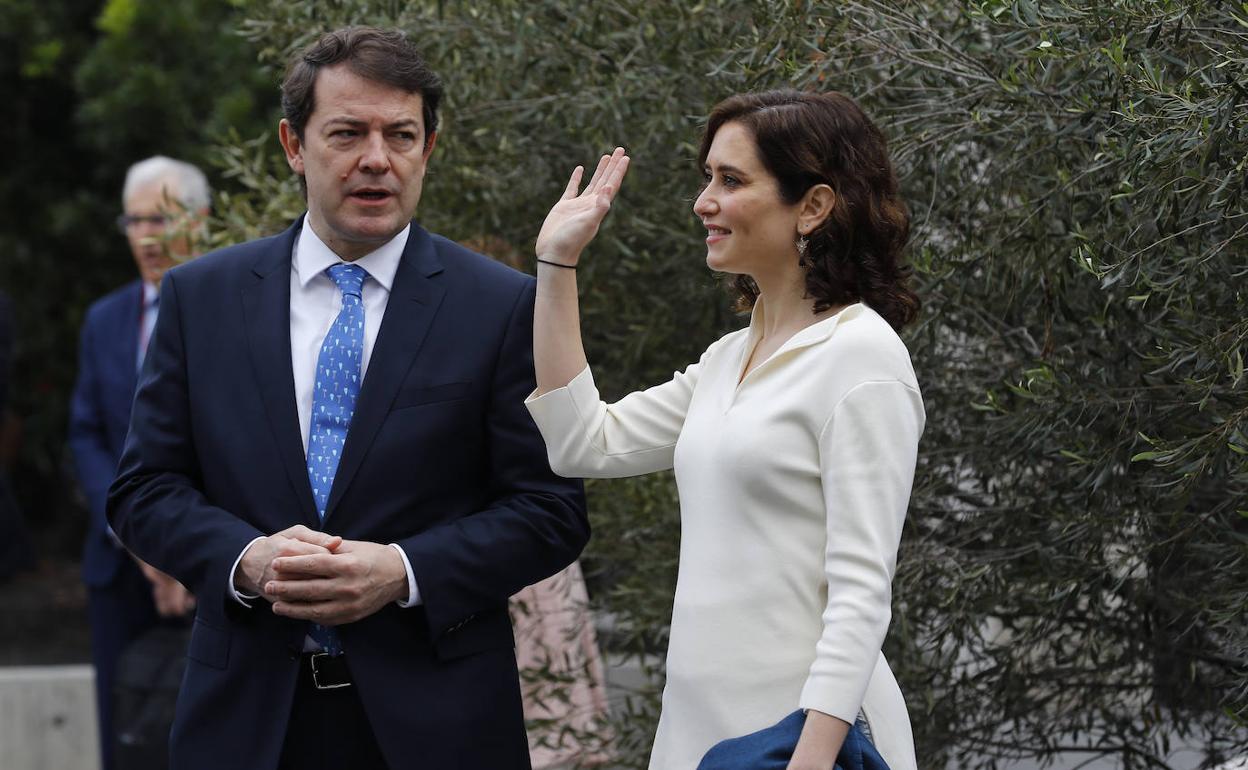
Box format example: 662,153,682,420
734,300,863,389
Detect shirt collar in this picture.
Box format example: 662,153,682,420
293,217,409,292
142,281,160,306
746,297,862,353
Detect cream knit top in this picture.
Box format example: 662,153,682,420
525,302,924,769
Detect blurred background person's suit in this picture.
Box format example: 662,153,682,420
68,156,209,770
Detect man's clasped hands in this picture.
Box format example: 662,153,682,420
235,525,410,625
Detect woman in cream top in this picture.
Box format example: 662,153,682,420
528,90,924,770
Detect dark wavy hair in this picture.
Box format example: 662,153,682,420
697,90,919,330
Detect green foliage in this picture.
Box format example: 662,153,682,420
21,39,67,78
0,0,276,555
1,0,125,546
74,0,276,177
817,2,1246,767
205,1,1246,767
819,1,1246,764
95,0,138,36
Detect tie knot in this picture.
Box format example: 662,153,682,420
327,263,368,298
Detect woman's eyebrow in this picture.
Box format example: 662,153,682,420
706,163,750,178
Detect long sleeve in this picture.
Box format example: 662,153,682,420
68,312,120,530
524,345,717,479
107,271,264,600
799,379,924,723
398,282,589,641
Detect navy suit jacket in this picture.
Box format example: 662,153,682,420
69,279,143,587
107,219,589,770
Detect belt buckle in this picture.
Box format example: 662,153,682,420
309,652,350,690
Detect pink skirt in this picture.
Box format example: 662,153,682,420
511,561,611,768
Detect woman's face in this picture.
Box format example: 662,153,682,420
693,121,800,276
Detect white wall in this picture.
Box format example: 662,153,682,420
0,665,99,770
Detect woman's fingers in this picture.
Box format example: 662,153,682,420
583,152,612,194
612,153,630,188
600,154,631,201
590,148,628,195
554,148,627,210
561,165,584,200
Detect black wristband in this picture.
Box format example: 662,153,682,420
537,257,577,270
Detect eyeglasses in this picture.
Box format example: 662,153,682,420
116,214,170,232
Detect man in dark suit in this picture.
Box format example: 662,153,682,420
69,156,210,770
107,27,588,770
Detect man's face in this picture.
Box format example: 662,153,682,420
122,178,202,285
279,64,437,261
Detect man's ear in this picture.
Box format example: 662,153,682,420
422,130,439,162
278,119,305,175
797,183,836,236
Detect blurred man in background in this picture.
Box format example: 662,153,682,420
68,156,210,770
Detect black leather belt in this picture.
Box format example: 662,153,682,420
300,652,352,690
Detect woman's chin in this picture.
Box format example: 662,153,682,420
705,252,733,272
706,257,748,276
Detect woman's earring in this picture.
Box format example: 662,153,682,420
796,234,810,264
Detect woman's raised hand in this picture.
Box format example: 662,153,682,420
535,147,630,267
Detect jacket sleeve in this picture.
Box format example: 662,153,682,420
398,281,590,642
799,380,924,723
106,271,263,602
523,342,713,480
67,308,120,536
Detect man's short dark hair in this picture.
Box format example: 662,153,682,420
281,26,443,143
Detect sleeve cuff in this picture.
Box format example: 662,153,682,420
799,677,867,725
523,364,594,407
389,543,421,607
228,536,265,607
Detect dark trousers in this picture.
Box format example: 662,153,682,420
86,558,158,770
278,657,390,770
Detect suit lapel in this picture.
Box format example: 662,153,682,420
323,224,446,525
241,221,320,526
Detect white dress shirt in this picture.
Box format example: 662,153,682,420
109,280,163,546
229,219,420,610
138,281,160,369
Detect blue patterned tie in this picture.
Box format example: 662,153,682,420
305,263,368,655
